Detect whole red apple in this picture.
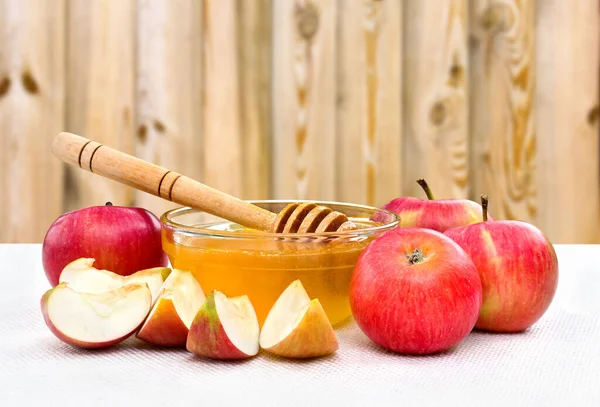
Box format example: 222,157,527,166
379,179,492,232
42,202,168,286
444,195,559,332
349,227,482,355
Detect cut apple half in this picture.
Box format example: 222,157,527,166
136,269,206,347
41,282,152,349
259,280,339,358
186,291,259,360
59,258,170,302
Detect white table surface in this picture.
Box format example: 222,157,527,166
1,244,599,407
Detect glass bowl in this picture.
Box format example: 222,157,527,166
160,200,399,327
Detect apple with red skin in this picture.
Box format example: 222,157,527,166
42,202,168,286
378,179,492,232
349,227,482,355
186,291,259,360
444,195,559,332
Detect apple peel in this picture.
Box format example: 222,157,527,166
259,280,339,359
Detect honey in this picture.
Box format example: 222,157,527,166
162,221,379,326
160,202,399,327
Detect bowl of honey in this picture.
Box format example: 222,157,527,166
160,200,400,327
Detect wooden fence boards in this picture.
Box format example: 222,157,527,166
535,0,600,243
136,0,203,217
1,0,599,244
0,0,65,242
272,0,337,201
337,0,402,207
468,0,537,222
65,0,136,211
239,0,273,201
402,0,470,200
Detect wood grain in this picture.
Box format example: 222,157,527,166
402,0,469,200
337,0,402,207
136,0,203,217
239,0,272,200
469,0,536,221
535,0,600,243
2,0,600,244
202,0,242,197
66,0,136,210
0,0,65,243
272,0,336,201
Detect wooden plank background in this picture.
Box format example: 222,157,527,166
1,0,599,244
65,0,136,212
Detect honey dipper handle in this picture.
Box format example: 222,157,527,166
51,132,277,231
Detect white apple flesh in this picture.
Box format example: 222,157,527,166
41,283,152,349
59,258,170,302
136,269,207,347
186,291,260,360
259,280,338,359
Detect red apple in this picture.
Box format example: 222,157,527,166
349,227,482,355
42,202,168,286
444,195,559,332
378,179,492,232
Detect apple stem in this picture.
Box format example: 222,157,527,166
105,202,113,206
407,249,424,265
481,194,489,222
416,179,435,200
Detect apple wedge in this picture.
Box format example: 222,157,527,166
186,291,259,360
136,269,206,347
41,282,152,349
259,280,338,359
59,258,170,302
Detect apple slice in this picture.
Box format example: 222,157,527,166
59,258,170,302
259,280,338,358
186,291,259,360
41,282,152,349
136,269,206,347
126,267,172,302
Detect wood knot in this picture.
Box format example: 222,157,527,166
153,120,166,133
587,105,599,126
21,70,39,94
480,5,505,32
296,3,319,40
123,107,131,125
481,151,491,164
448,64,464,88
430,102,446,126
0,77,10,98
137,124,148,143
468,35,480,50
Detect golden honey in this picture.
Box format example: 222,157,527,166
160,202,399,327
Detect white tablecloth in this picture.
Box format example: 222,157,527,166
1,244,599,407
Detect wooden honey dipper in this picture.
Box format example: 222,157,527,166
51,132,356,233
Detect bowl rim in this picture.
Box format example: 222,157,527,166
160,199,400,240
